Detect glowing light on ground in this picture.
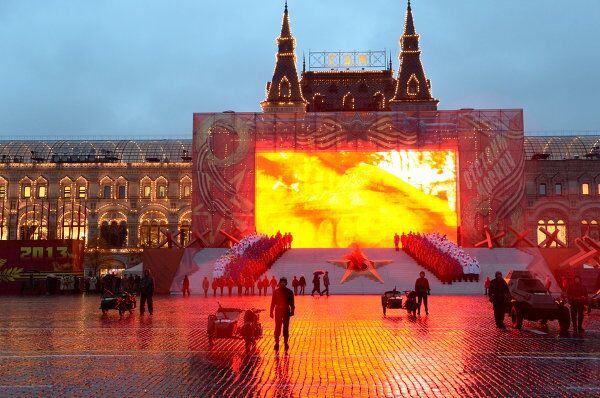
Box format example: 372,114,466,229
256,151,457,248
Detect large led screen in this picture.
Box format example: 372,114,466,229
256,151,457,248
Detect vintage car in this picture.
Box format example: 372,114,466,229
381,288,417,316
504,270,570,333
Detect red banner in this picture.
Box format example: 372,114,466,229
0,240,85,281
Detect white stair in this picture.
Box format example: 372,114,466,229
266,248,537,295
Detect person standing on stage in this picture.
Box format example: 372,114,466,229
140,269,154,315
488,271,510,329
270,277,295,352
415,271,430,315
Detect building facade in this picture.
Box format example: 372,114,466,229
1,1,599,261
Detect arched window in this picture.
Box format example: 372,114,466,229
312,94,325,112
179,212,192,247
116,177,128,199
103,185,112,199
35,177,48,199
18,209,48,240
156,177,168,199
279,77,291,100
60,205,87,241
76,177,87,199
342,93,354,111
581,219,599,240
373,92,385,111
99,212,128,247
139,211,168,247
407,74,420,96
60,177,73,199
180,176,192,199
141,177,152,199
20,177,32,199
537,219,567,247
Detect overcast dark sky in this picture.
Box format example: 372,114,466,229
0,0,598,139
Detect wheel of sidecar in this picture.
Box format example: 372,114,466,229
558,307,570,335
510,305,523,330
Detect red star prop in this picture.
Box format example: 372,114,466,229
327,245,392,284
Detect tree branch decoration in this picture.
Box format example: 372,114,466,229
0,259,24,282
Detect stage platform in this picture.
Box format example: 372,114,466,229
172,247,557,296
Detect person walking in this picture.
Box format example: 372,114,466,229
202,276,209,298
484,276,491,295
270,277,295,352
292,276,299,295
140,269,154,315
415,271,430,315
299,275,306,295
488,271,510,329
311,273,322,296
237,277,243,296
394,232,400,252
322,271,330,296
182,275,190,297
567,275,588,334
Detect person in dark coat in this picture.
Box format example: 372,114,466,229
202,276,209,298
415,271,430,315
567,275,588,333
270,277,295,352
311,273,322,296
488,271,510,328
322,271,330,296
182,275,190,297
270,276,277,294
292,276,299,295
298,275,306,295
394,233,400,251
211,278,218,297
140,269,154,315
227,277,234,297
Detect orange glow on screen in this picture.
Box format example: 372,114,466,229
256,151,457,248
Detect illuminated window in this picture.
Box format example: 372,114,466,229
582,183,590,195
143,185,151,199
63,186,71,198
183,184,191,198
581,219,599,240
103,185,112,199
78,185,86,199
342,93,354,111
22,185,31,198
407,74,420,96
37,185,47,198
117,185,126,199
554,183,562,195
373,93,385,111
537,219,566,247
279,78,291,100
597,183,600,195
139,212,167,247
538,183,546,196
157,185,167,199
0,185,6,199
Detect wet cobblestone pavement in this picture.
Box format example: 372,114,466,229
0,295,598,397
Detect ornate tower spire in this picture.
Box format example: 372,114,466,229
390,0,439,111
261,1,307,113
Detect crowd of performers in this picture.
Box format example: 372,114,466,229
402,232,481,284
210,232,292,295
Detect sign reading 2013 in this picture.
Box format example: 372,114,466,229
20,246,69,260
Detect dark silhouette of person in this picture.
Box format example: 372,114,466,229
202,276,209,298
182,275,190,297
292,276,299,295
237,277,243,296
488,271,510,328
211,278,218,297
311,273,322,296
415,271,430,315
140,269,154,315
227,277,234,297
270,276,277,294
567,275,588,333
322,271,330,296
394,233,400,251
270,277,295,352
299,275,306,295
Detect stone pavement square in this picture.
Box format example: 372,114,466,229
0,295,598,397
